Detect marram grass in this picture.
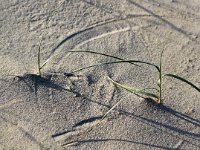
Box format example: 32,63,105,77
69,50,200,104
57,49,200,145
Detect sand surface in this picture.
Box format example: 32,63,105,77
0,0,200,149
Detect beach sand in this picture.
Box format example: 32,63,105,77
0,0,200,149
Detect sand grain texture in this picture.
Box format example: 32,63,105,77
0,0,200,150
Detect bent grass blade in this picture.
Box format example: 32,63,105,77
108,77,159,99
71,59,160,73
164,74,200,92
68,50,140,67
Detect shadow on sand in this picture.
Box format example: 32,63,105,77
59,91,200,149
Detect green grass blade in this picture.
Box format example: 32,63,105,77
159,49,165,77
164,74,200,92
37,42,42,76
108,78,158,99
68,50,140,67
158,49,165,103
72,60,160,73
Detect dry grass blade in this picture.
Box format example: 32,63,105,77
108,78,158,99
164,74,200,92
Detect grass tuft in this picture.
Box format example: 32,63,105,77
70,50,200,105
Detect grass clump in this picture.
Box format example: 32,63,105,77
69,49,200,105
53,49,200,146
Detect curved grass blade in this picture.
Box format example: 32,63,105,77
164,74,200,92
71,60,160,73
108,78,158,99
68,50,140,67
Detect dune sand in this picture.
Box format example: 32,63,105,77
0,0,200,149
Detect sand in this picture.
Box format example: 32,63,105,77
0,0,200,149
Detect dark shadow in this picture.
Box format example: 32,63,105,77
52,130,69,139
127,0,193,39
65,138,183,150
85,96,200,138
73,116,102,128
60,91,200,148
120,106,200,148
2,74,199,148
1,73,85,103
143,98,200,127
13,74,70,96
56,86,200,140
153,103,200,127
132,99,200,140
52,116,103,139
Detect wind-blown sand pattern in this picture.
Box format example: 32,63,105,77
1,0,200,150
